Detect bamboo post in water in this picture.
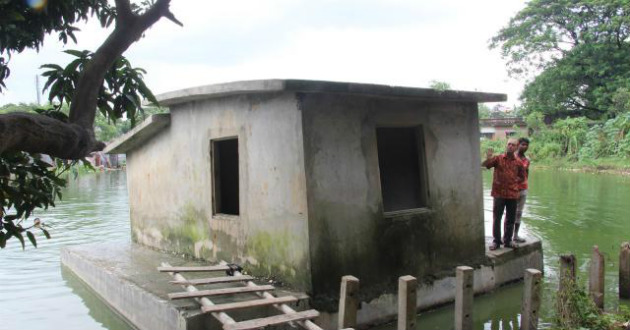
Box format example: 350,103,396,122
620,242,630,299
455,266,474,330
338,275,359,329
397,275,417,330
559,254,576,292
588,246,605,308
521,269,542,330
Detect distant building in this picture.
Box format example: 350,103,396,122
479,117,527,140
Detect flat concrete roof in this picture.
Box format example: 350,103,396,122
156,79,507,106
104,113,170,154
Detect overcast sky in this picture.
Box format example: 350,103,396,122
1,0,527,107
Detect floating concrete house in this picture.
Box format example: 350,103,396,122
105,79,540,321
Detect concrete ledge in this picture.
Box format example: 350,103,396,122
104,114,170,154
61,241,308,330
62,238,541,330
61,241,209,330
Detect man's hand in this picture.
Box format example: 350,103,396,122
482,148,495,168
485,148,494,160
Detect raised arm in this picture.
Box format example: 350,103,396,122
481,148,495,168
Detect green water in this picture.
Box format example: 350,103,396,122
0,171,133,330
1,169,629,329
375,169,630,329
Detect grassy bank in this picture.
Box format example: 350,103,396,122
480,139,630,176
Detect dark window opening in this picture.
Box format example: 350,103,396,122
213,138,239,215
376,127,428,212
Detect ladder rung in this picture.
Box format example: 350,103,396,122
158,265,230,272
168,285,275,300
170,275,253,285
223,309,320,330
201,296,298,313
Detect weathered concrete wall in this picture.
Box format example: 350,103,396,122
300,93,485,307
127,92,312,290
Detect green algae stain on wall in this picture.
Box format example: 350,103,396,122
245,230,310,290
161,204,214,260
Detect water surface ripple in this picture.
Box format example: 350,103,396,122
0,171,132,330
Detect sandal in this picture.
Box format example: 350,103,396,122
489,243,500,251
514,236,526,243
504,242,518,249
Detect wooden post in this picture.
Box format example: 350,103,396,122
521,269,542,330
588,246,605,308
455,266,474,330
559,254,576,293
398,275,417,330
338,276,359,329
620,242,630,299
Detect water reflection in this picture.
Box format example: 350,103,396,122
0,171,132,330
61,266,134,330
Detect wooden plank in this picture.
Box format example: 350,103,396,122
521,269,542,330
455,266,474,330
158,265,230,272
223,309,320,330
338,275,359,329
620,242,630,298
397,275,417,330
201,296,298,313
588,246,605,308
169,285,275,300
170,275,253,285
559,254,576,293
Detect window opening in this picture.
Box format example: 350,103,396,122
376,127,428,212
213,138,239,215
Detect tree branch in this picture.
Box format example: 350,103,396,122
1,0,180,159
567,98,606,113
69,0,176,129
0,113,104,158
114,0,133,25
60,0,178,157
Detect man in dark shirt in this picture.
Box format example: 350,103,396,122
482,138,526,250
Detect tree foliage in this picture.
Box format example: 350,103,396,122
491,0,630,119
41,49,158,127
1,0,180,249
429,80,451,91
0,152,61,249
0,0,113,91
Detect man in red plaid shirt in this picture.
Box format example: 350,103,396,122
482,138,526,250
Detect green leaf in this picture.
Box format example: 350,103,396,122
13,231,25,250
63,49,87,58
137,79,159,105
0,232,6,248
39,64,63,71
26,231,37,248
41,228,51,239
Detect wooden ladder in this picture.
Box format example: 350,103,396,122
159,262,348,330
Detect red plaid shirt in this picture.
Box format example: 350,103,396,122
485,153,526,199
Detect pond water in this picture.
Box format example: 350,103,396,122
0,171,133,330
375,169,630,330
1,169,629,330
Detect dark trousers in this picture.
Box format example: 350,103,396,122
493,197,517,245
